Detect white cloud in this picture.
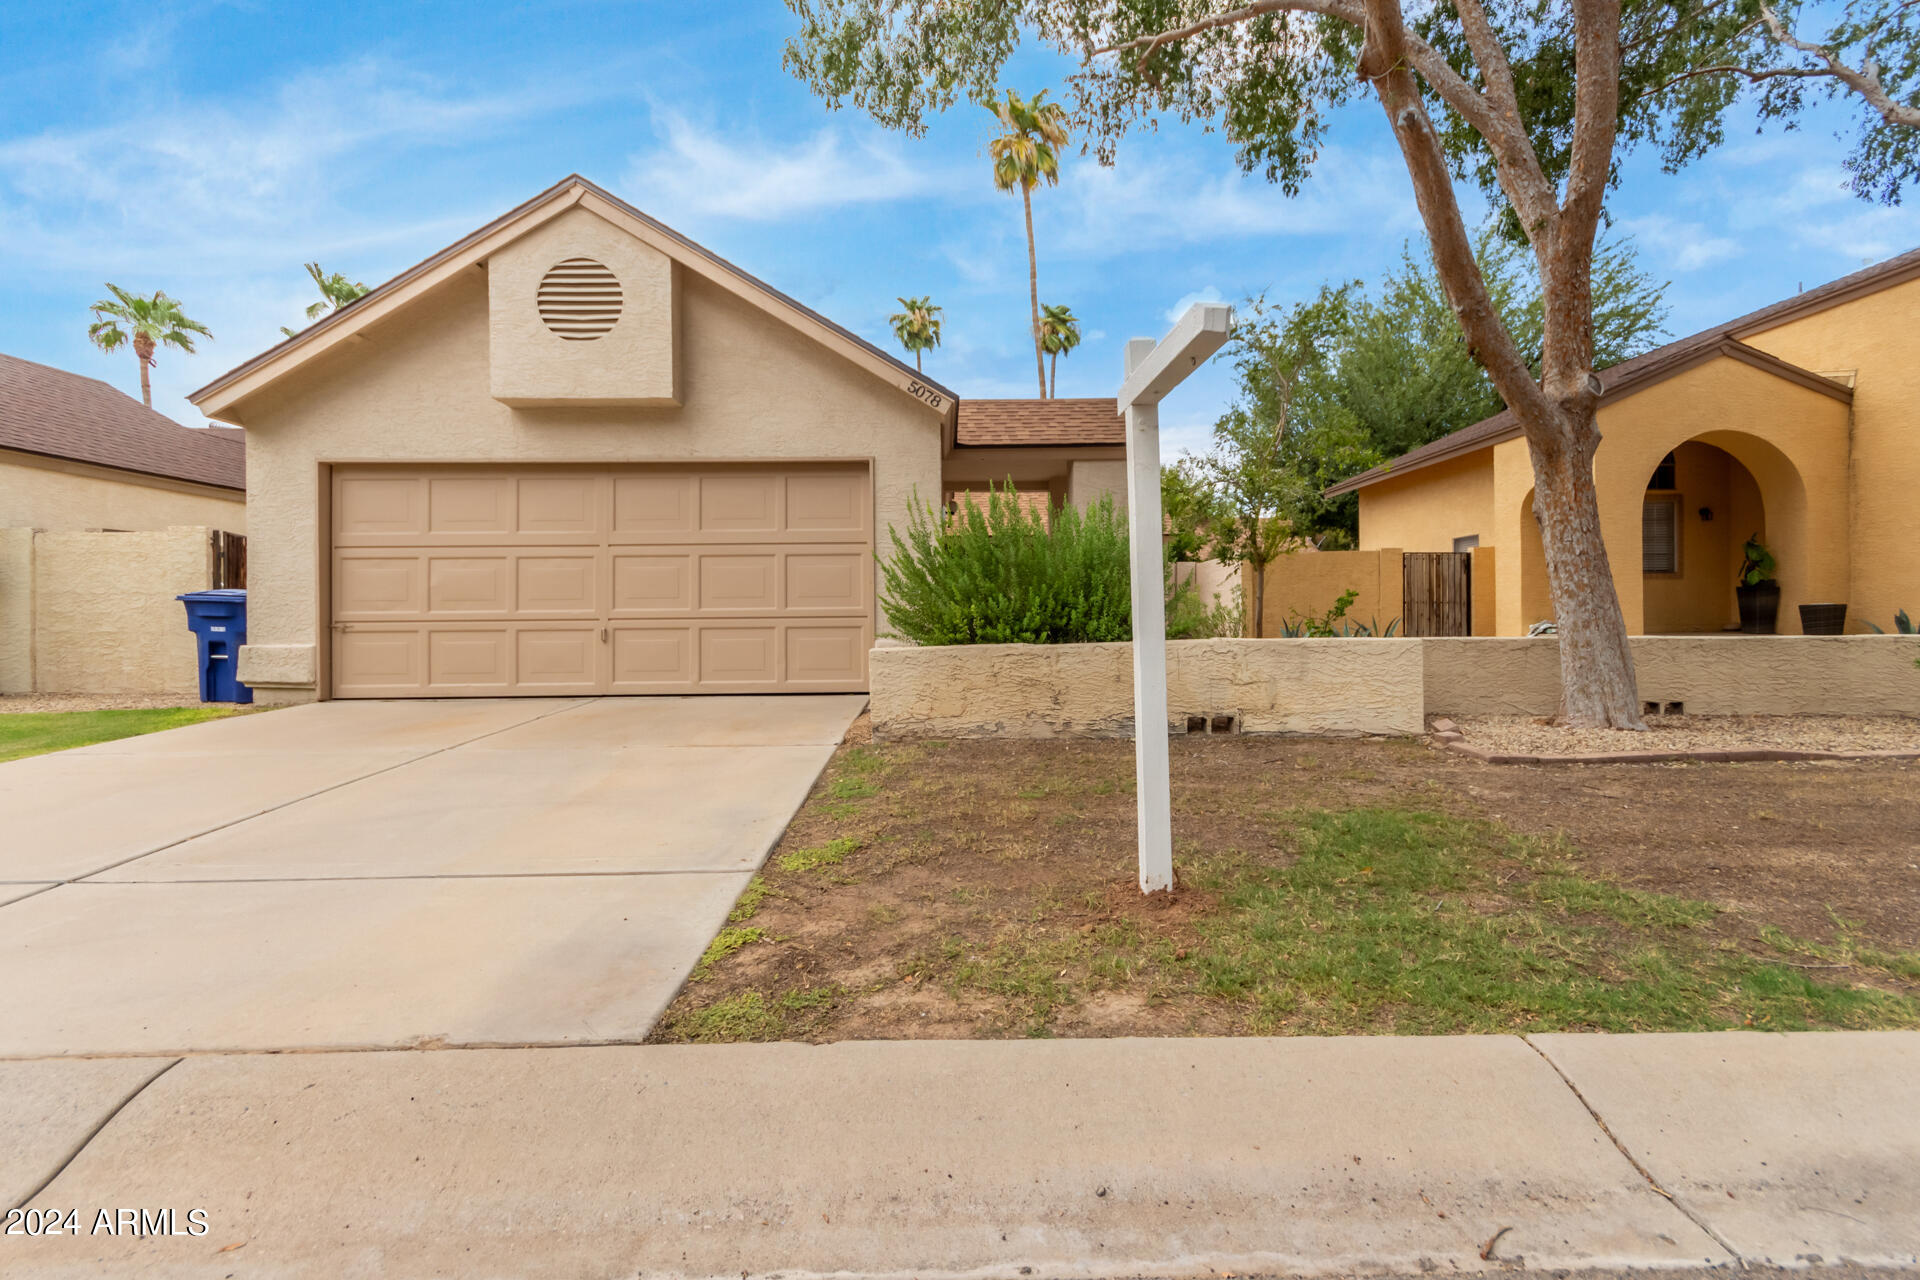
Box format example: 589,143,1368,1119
1047,143,1424,256
625,113,954,221
0,58,576,424
1616,214,1741,272
0,59,552,276
1163,287,1225,325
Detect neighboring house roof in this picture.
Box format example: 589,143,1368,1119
1324,245,1918,498
0,352,245,492
957,398,1125,446
189,175,957,424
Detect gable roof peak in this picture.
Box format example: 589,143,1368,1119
189,174,956,421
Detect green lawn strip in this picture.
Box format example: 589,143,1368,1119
657,986,842,1043
779,836,859,873
689,926,765,981
0,706,241,763
727,876,773,923
916,807,1919,1038
1178,808,1918,1035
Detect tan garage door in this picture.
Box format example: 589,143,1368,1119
329,463,872,697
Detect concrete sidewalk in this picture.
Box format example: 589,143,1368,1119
3,1031,1915,1278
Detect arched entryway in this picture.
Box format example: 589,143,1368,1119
1513,430,1814,634
1638,441,1767,633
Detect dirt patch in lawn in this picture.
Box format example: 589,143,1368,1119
651,736,1920,1044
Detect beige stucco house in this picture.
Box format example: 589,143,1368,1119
1,354,247,695
1326,248,1920,637
189,176,1125,703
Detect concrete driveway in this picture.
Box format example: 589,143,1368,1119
0,696,863,1058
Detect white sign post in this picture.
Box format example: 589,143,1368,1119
1117,303,1233,894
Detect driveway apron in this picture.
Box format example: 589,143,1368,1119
0,695,861,1057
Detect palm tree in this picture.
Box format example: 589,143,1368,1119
1039,303,1081,398
987,88,1068,398
282,262,370,337
87,285,212,409
889,295,944,372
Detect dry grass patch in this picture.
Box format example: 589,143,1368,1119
650,736,1920,1044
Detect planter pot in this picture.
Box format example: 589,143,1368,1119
1799,602,1848,635
1737,582,1781,634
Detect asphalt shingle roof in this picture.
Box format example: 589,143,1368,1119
0,353,244,492
1325,243,1920,497
956,398,1125,447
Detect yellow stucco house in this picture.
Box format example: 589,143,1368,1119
1327,248,1920,636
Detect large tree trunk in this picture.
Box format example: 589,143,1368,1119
1520,404,1643,726
133,333,155,408
1357,0,1644,730
1022,186,1046,397
1049,349,1057,398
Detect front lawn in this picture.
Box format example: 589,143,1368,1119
0,706,246,763
652,731,1920,1042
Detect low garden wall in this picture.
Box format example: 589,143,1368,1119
870,638,1426,738
870,634,1920,738
1424,634,1920,717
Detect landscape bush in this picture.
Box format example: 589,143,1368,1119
880,483,1237,645
880,484,1130,644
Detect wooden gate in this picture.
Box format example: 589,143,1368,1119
210,529,247,589
1402,551,1472,636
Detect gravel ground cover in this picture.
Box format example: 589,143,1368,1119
1452,713,1920,757
0,693,212,714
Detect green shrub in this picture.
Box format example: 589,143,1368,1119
880,483,1132,645
1166,575,1243,639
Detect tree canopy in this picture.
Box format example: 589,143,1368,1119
781,0,1884,727
1220,230,1670,544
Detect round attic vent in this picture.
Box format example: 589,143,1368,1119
536,257,623,340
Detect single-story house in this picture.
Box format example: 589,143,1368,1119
188,175,1126,703
1,352,245,533
2,353,247,696
1327,247,1920,636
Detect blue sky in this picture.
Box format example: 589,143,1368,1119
3,2,1917,458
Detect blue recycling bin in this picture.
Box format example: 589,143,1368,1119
177,589,253,704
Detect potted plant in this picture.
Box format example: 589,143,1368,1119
1736,535,1780,634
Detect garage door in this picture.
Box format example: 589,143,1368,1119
329,464,872,697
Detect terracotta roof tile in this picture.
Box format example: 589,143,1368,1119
0,353,245,491
1325,242,1919,497
957,398,1124,446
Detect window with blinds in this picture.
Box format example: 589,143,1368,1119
1643,497,1680,573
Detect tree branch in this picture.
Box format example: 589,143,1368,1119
1756,0,1920,128
1092,0,1556,231
1355,0,1550,429
1537,0,1622,405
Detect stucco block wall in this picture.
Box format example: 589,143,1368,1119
0,527,31,692
0,452,244,533
1424,635,1920,717
869,639,1425,738
1250,549,1402,636
233,268,941,703
1,526,209,696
